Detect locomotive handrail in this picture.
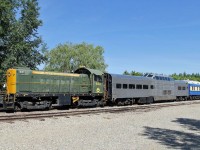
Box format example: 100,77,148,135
0,91,6,95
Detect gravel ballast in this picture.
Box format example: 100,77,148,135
0,103,200,150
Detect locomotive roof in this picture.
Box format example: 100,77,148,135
75,67,104,75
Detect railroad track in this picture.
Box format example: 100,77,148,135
0,100,200,122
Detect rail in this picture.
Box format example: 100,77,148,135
0,100,200,122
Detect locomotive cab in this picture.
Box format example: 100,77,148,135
75,67,105,107
75,67,104,94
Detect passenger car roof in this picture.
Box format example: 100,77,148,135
110,74,152,81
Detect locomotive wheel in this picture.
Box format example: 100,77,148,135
45,101,53,110
46,103,52,110
117,100,124,106
125,99,131,105
14,103,21,112
98,100,105,107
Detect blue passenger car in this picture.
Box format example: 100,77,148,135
187,81,200,99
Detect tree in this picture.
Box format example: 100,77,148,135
45,42,108,72
123,70,142,76
0,0,46,83
0,0,17,66
123,70,130,75
172,72,200,82
130,71,142,76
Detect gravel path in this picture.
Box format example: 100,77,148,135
0,103,200,150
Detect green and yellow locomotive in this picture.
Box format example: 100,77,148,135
4,67,105,111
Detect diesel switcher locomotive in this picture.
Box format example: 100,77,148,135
4,67,105,110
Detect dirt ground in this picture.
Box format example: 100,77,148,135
0,103,200,150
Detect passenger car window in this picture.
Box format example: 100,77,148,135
168,90,172,95
163,90,167,95
116,84,121,89
147,74,153,77
123,84,127,89
136,84,142,89
150,85,154,89
143,85,148,89
129,84,135,89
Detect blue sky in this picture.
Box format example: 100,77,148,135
38,0,200,75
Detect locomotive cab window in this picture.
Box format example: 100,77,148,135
94,75,102,82
116,84,121,89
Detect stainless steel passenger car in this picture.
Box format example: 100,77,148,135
108,73,188,104
110,74,154,104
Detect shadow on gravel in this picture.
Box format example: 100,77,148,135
142,118,200,149
173,118,200,132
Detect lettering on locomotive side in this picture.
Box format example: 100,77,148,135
96,82,101,86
